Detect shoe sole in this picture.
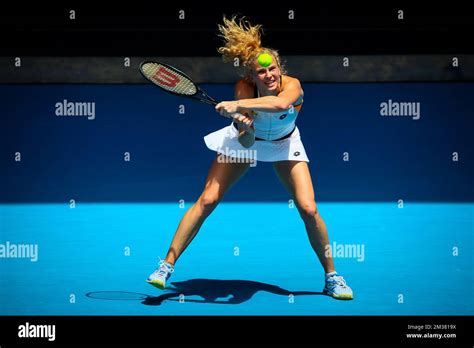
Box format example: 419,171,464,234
330,293,353,300
146,279,166,290
324,290,353,300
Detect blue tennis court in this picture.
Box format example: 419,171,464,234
0,202,472,315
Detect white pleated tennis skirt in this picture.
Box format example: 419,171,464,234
203,123,309,162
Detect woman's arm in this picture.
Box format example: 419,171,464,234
216,77,303,116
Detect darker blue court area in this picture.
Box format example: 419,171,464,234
0,83,472,202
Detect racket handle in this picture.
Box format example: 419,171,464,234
201,98,219,106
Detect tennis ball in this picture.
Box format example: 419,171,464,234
257,53,273,68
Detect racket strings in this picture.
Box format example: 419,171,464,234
142,63,197,96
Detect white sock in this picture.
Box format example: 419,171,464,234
325,271,337,278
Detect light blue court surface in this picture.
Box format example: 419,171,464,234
0,203,472,315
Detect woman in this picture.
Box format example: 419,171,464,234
147,16,353,300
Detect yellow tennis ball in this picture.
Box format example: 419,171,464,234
257,53,273,68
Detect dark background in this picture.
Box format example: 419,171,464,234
0,4,472,55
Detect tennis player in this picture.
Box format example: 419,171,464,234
147,16,353,300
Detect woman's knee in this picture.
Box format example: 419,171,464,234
198,190,221,214
297,201,318,220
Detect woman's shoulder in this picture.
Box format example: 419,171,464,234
282,75,301,87
235,76,255,89
234,77,255,98
282,75,303,100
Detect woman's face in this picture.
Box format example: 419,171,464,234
251,55,281,94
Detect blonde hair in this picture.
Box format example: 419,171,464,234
217,16,285,73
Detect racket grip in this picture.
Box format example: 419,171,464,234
232,113,254,130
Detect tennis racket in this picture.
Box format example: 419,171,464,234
139,61,220,106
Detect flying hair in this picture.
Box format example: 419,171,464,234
217,16,285,73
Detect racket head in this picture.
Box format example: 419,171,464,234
140,61,198,96
140,61,219,105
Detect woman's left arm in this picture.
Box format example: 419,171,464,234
216,78,303,116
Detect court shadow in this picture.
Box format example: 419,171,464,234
142,278,324,306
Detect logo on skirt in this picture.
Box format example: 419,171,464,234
217,147,258,167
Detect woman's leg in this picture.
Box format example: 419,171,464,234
273,160,335,273
164,154,250,265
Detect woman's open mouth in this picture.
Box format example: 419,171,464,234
265,80,276,88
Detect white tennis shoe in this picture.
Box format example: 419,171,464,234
323,272,353,300
146,259,174,290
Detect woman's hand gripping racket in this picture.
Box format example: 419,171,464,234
140,61,254,129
